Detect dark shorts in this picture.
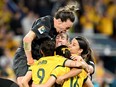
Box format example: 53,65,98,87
0,78,19,87
13,48,28,78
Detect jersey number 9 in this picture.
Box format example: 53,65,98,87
37,68,45,84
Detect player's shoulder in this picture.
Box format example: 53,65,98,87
33,15,52,24
40,15,53,30
54,55,64,58
41,15,52,22
44,15,52,19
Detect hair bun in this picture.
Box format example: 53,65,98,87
65,1,79,12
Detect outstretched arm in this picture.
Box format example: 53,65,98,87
56,68,82,84
23,31,36,65
65,58,89,72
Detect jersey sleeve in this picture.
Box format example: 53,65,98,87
28,65,33,71
50,66,70,79
50,67,60,79
83,76,88,83
31,16,51,39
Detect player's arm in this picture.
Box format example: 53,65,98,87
23,30,36,65
83,77,94,87
71,55,92,73
64,59,89,72
22,71,32,87
56,68,82,84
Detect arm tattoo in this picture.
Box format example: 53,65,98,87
24,42,31,51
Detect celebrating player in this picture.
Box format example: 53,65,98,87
13,2,79,87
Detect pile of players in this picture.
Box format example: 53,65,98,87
1,1,95,87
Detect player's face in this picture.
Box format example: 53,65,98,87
54,18,73,33
69,38,82,55
56,33,68,47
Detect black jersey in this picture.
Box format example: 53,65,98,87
86,60,95,80
22,16,58,59
31,15,57,40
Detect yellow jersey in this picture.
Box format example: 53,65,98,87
51,66,88,87
29,55,67,84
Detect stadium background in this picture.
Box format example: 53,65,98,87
0,0,116,87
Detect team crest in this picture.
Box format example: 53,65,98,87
38,26,46,34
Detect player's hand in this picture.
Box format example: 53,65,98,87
27,58,34,65
56,76,64,85
71,55,82,61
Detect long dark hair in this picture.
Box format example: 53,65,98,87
75,36,95,63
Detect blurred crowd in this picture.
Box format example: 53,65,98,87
0,0,116,87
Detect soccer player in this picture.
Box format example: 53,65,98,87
13,2,79,87
22,39,88,87
55,33,95,81
52,45,94,87
56,36,95,86
32,45,93,87
41,35,95,87
68,36,95,80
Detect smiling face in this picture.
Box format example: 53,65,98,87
68,38,83,55
55,32,69,47
54,18,73,33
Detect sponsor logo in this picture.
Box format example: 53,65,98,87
38,26,46,34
